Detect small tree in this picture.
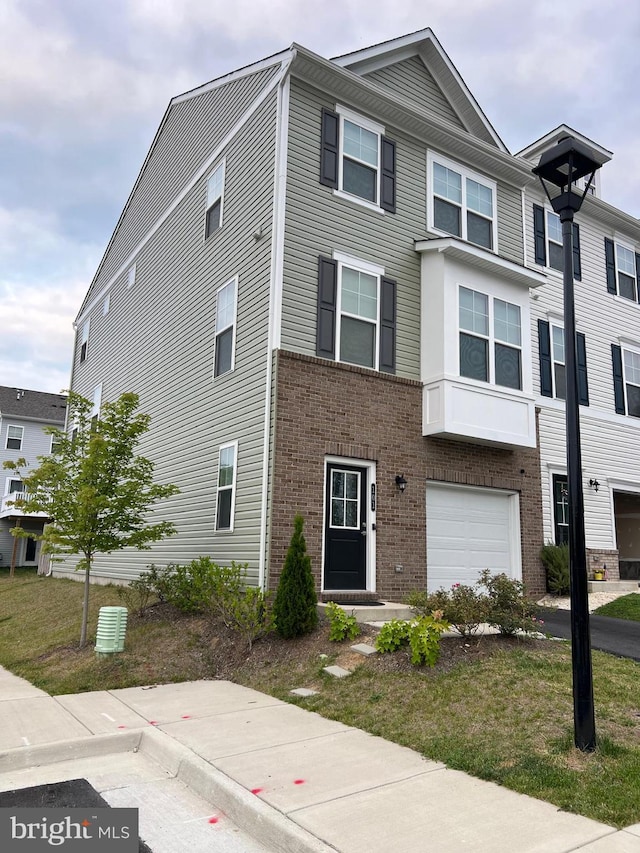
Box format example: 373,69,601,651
3,392,179,647
272,514,318,638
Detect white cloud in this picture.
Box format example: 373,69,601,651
0,205,97,393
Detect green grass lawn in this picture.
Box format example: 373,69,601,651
2,568,640,828
594,593,640,621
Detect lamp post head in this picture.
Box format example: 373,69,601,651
532,136,604,217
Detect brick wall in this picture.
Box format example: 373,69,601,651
268,351,545,598
587,548,619,581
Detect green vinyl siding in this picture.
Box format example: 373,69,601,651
282,79,423,380
363,56,464,129
64,88,279,585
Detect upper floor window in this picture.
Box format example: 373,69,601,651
621,348,640,417
6,425,23,451
459,286,521,389
533,204,581,279
205,161,225,238
428,153,496,250
215,441,237,531
127,264,136,289
605,238,640,302
80,321,90,363
538,319,589,405
103,293,110,316
214,277,237,377
320,107,396,213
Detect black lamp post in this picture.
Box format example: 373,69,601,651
533,137,604,752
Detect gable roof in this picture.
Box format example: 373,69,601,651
0,386,67,424
516,123,612,166
332,29,508,152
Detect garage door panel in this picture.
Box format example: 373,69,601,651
426,484,520,593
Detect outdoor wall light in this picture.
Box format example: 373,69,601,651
395,474,407,493
533,135,604,754
589,478,600,493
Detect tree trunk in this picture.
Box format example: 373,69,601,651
9,518,21,578
79,558,91,648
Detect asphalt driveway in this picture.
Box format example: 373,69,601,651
539,607,640,662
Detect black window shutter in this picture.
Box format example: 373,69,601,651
316,256,337,359
577,332,589,406
635,253,640,303
572,223,582,281
538,320,553,397
605,238,617,293
611,344,626,414
380,137,396,214
380,276,397,373
533,205,546,266
320,109,339,189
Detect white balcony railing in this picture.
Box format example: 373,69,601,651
0,492,49,519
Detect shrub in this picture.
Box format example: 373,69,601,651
407,615,449,666
272,515,318,639
216,587,272,650
325,602,360,642
540,542,570,595
478,569,540,636
375,615,449,666
407,584,489,637
116,575,157,616
159,557,225,613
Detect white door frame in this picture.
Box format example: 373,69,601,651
322,455,377,592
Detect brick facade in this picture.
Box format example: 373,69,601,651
268,350,545,598
586,548,619,581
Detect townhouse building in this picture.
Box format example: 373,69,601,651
0,386,67,570
60,28,639,599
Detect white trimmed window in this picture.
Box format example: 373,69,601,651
428,152,497,251
335,253,383,370
338,106,384,207
6,477,23,495
616,244,637,301
546,211,563,273
623,348,640,418
103,293,110,316
205,161,225,238
6,425,23,451
80,321,90,363
551,324,566,399
459,286,522,390
127,264,136,288
215,441,237,531
214,277,237,377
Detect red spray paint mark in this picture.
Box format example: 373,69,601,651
208,816,219,824
149,720,158,726
250,788,263,795
181,714,191,719
117,725,127,730
293,779,305,785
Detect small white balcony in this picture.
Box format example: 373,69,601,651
0,492,49,520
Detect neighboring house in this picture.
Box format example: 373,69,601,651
64,27,604,599
0,386,67,569
518,127,640,583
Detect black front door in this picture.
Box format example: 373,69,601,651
324,464,367,590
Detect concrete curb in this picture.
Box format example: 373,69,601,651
0,730,142,773
139,728,335,853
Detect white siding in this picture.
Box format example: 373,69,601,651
526,187,640,549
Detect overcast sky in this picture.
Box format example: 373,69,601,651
2,0,639,394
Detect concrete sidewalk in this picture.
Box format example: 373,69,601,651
1,668,639,853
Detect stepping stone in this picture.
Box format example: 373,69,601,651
290,688,318,697
351,643,377,656
323,665,352,678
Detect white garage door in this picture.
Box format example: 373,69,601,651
426,483,521,593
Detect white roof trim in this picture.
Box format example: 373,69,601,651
172,48,293,105
517,124,613,164
414,237,547,288
333,28,507,153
